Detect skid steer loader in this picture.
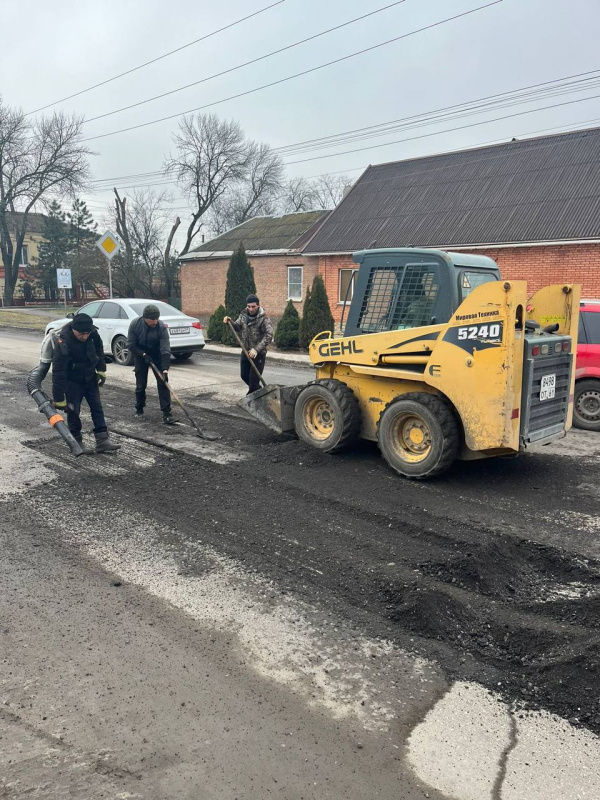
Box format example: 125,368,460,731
241,248,580,479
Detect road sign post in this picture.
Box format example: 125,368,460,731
56,268,72,312
95,231,121,299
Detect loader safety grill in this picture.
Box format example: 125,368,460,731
521,350,572,444
358,264,439,333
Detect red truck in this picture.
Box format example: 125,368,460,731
575,300,600,431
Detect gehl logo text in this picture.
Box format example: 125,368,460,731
318,340,365,357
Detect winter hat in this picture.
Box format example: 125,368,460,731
246,294,259,305
143,304,160,320
71,313,94,333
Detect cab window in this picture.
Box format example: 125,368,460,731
459,271,496,300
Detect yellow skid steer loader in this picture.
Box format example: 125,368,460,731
241,248,580,479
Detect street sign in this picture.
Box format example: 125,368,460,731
96,230,121,298
96,230,121,260
56,268,72,289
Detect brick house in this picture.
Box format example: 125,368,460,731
0,212,47,304
180,211,330,325
302,127,600,325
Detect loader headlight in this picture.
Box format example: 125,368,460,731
541,344,549,355
554,342,562,353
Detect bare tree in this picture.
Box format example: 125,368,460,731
165,113,253,256
208,142,283,235
280,177,317,213
0,98,90,305
112,189,181,298
311,174,353,209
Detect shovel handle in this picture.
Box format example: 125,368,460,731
149,361,207,438
227,320,268,389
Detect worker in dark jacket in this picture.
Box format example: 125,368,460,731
127,304,176,424
224,294,273,394
52,313,120,454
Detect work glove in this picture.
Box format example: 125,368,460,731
248,348,258,359
143,353,153,366
54,397,67,409
163,371,169,383
223,316,231,325
96,371,106,387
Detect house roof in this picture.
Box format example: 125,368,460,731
6,212,48,235
304,126,600,253
180,210,330,260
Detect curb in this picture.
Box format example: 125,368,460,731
203,343,311,367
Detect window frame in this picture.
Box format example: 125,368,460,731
338,268,358,304
581,310,600,345
287,265,303,302
20,245,29,266
457,270,496,301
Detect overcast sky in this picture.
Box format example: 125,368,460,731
2,0,599,237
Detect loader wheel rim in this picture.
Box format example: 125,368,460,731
303,396,335,440
390,412,432,462
577,389,600,421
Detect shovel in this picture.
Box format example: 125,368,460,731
148,361,220,441
227,320,298,435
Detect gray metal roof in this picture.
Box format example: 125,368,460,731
182,210,330,259
304,127,600,253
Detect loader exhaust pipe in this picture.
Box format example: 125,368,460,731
27,364,84,457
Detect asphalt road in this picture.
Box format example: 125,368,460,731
2,327,600,799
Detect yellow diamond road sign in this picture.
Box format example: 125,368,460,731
96,230,121,260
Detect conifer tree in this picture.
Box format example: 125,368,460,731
222,243,256,344
274,300,300,349
207,304,226,341
300,275,334,348
36,200,69,300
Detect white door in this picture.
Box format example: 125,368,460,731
95,301,123,351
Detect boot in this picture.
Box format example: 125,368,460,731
162,413,179,425
134,408,144,418
95,431,121,453
74,436,94,455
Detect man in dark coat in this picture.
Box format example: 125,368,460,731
52,313,120,454
127,304,176,424
224,294,273,394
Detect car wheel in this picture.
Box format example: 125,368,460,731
174,352,193,361
573,379,600,432
112,335,133,366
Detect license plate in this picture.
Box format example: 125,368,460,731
170,327,190,335
540,373,556,401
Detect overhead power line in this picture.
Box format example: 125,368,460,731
284,90,600,164
88,68,600,186
82,1,503,142
83,1,406,125
275,70,600,155
25,0,286,116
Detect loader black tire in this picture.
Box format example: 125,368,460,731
294,379,361,453
378,393,460,479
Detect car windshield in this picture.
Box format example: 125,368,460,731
129,301,186,318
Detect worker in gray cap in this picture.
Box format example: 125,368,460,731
126,304,176,424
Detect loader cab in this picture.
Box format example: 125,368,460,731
342,248,501,336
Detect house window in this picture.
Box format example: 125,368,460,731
20,245,29,265
287,266,303,301
339,268,358,304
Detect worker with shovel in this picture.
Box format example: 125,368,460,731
224,295,273,395
127,304,178,425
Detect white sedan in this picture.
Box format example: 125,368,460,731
45,298,205,366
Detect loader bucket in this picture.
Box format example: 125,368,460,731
237,384,299,434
